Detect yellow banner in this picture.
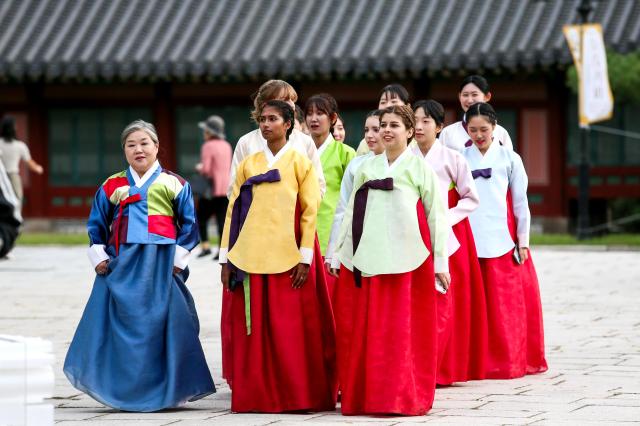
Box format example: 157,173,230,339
563,23,614,127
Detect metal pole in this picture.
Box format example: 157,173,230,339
576,0,593,240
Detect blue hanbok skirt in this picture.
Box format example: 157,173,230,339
64,243,215,412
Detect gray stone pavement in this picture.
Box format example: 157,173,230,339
1,246,639,425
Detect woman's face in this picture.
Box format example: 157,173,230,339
378,92,406,109
459,83,491,112
466,115,495,153
414,107,442,145
380,112,412,151
124,130,159,175
305,105,333,139
259,105,290,143
332,118,345,142
364,115,384,155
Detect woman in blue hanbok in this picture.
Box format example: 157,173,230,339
64,120,215,412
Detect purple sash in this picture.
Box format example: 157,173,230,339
228,169,281,290
472,168,492,179
352,177,394,287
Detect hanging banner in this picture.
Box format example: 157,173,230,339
563,23,614,127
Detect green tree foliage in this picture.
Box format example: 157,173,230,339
566,51,640,102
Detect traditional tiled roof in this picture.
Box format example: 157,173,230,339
1,0,638,82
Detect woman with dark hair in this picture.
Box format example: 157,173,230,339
412,100,487,385
439,75,513,152
332,113,346,143
219,100,336,413
334,105,449,415
462,102,547,379
305,94,355,296
355,83,413,155
0,116,44,208
64,120,215,412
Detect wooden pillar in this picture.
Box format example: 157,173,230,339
25,83,47,218
154,82,175,171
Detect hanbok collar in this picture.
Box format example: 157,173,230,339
129,160,160,188
384,146,412,173
410,139,441,161
263,139,292,168
316,134,334,157
468,138,498,164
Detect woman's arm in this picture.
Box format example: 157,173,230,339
420,164,450,276
448,153,479,225
509,153,531,250
26,159,43,174
87,187,114,273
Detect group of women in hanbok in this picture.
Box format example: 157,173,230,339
64,76,547,416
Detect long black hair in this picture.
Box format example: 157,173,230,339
0,116,17,142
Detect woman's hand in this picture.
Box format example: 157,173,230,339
325,263,339,278
221,263,231,290
435,272,451,291
95,260,109,275
518,247,529,264
291,263,310,288
173,266,183,275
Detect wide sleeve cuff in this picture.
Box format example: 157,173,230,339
517,233,530,248
300,247,313,265
330,255,341,270
218,247,228,263
434,256,449,274
174,245,190,270
87,244,109,269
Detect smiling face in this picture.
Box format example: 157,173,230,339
332,117,345,142
124,130,159,176
466,115,495,154
259,105,290,143
459,83,491,112
305,104,333,140
414,107,442,146
380,112,413,152
364,115,384,155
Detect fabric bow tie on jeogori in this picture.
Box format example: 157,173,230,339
352,177,394,287
472,168,492,179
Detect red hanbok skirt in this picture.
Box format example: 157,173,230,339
226,236,337,412
480,191,548,379
336,201,437,416
436,189,488,385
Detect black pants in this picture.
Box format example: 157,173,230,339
197,196,229,244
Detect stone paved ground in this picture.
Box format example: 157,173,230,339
1,246,639,425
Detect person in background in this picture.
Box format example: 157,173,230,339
332,114,346,143
294,104,309,135
64,120,215,412
0,157,21,259
305,93,355,299
0,116,44,209
462,102,547,379
411,100,487,385
439,75,514,152
195,115,232,259
355,84,413,155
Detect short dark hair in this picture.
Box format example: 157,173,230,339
413,100,445,127
295,105,305,125
0,116,17,142
378,83,410,105
465,102,497,125
263,100,295,139
459,75,490,94
366,109,384,118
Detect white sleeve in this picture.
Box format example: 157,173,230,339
87,244,109,269
304,136,326,197
173,245,190,270
325,161,356,262
509,153,530,248
449,153,480,226
227,137,249,198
